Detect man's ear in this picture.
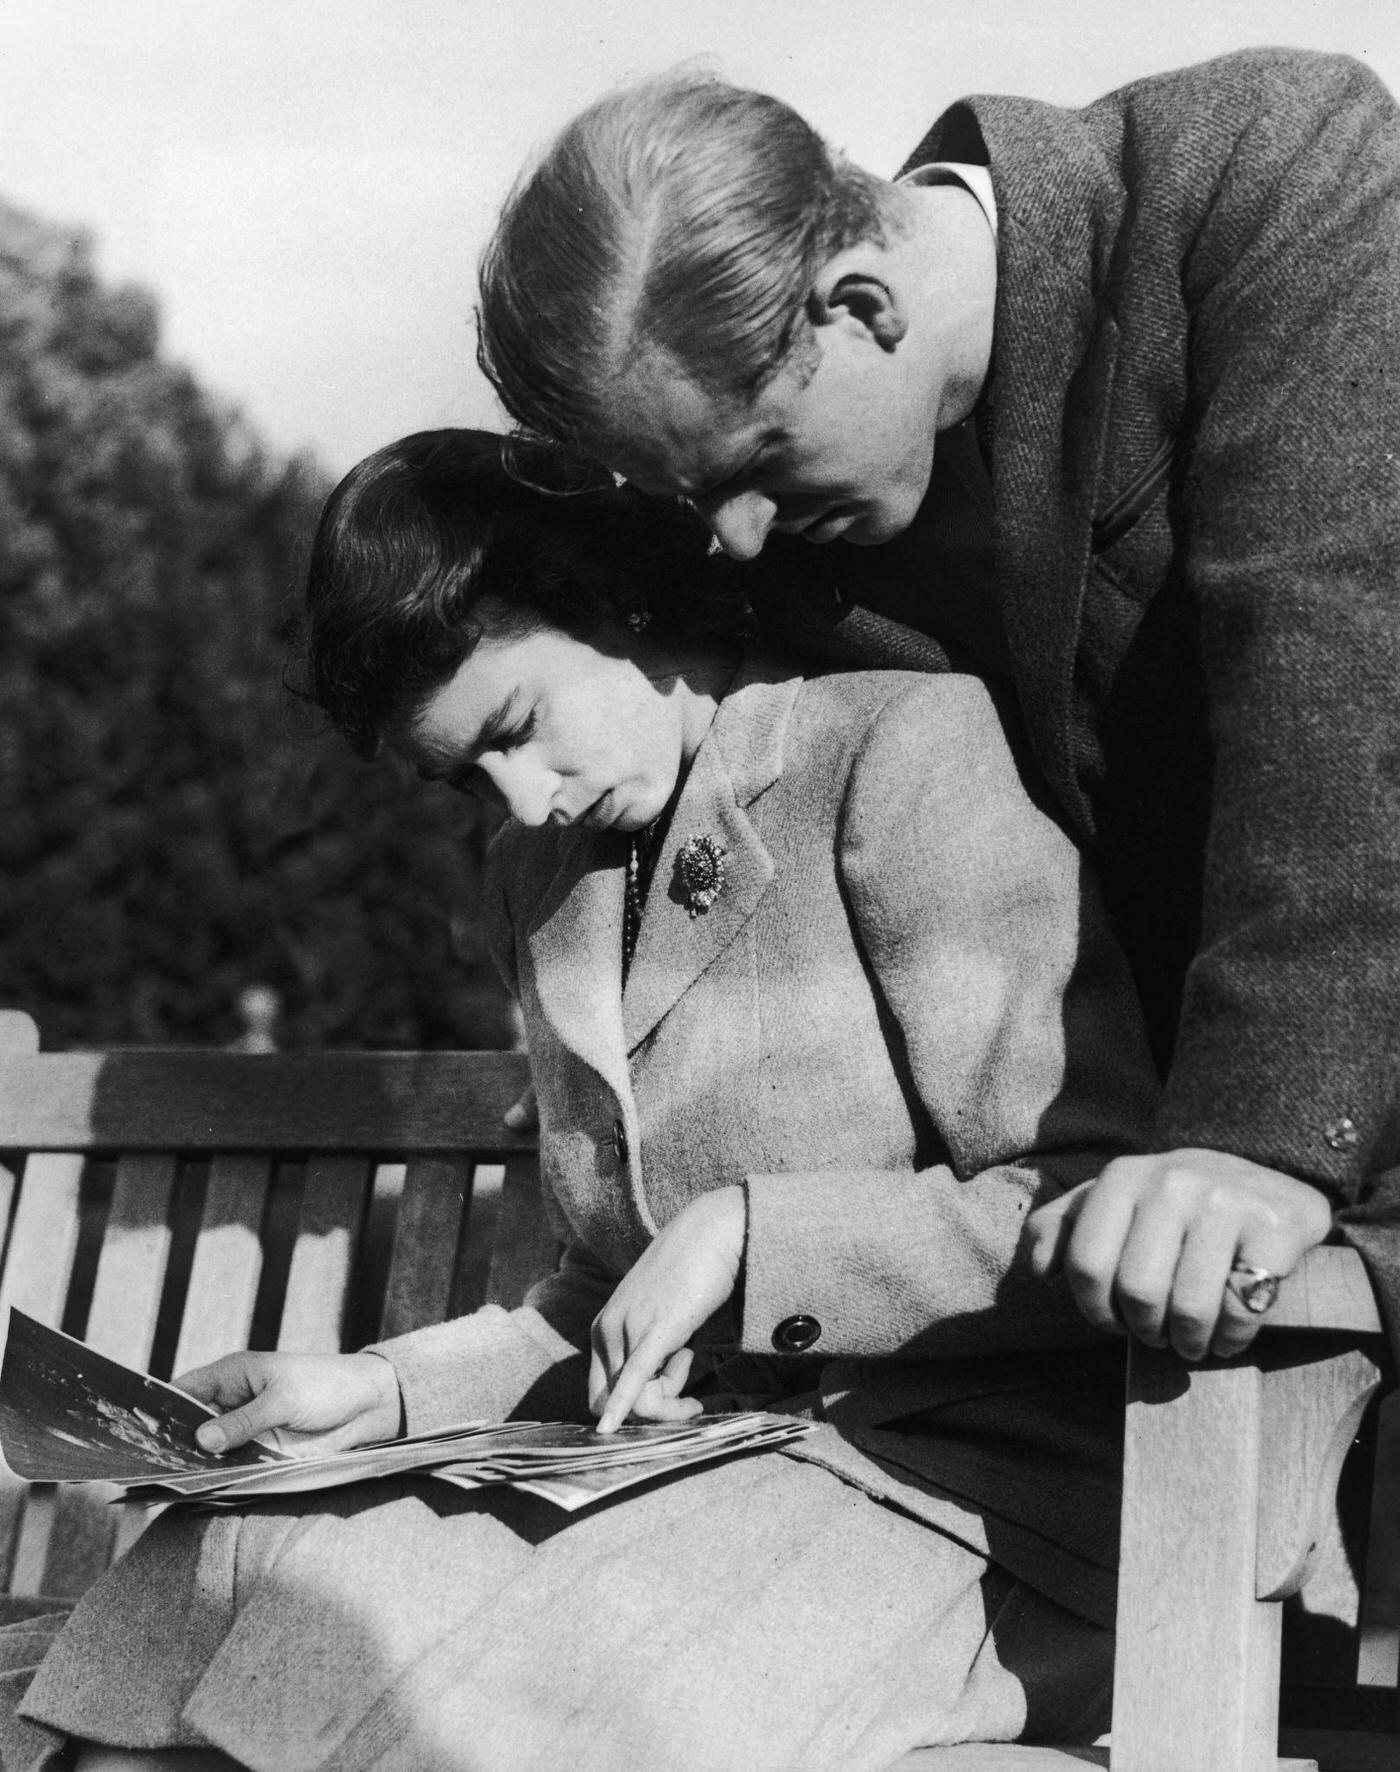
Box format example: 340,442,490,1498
808,253,908,351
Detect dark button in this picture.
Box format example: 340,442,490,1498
612,1118,629,1165
772,1314,822,1353
1323,1116,1359,1154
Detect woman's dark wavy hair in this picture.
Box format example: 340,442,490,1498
294,428,750,759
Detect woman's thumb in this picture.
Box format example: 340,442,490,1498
195,1395,278,1455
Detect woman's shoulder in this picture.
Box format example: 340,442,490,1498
778,665,1045,841
788,664,1010,757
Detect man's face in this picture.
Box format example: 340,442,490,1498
606,321,938,561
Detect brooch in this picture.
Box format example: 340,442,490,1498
676,834,727,917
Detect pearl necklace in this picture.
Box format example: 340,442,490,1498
622,822,661,983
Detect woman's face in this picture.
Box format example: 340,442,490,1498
401,609,695,832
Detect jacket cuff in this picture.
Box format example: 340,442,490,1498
366,1302,584,1434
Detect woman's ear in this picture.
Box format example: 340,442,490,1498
807,253,908,351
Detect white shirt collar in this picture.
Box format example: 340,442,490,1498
899,160,997,236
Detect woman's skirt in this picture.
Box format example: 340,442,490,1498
0,1433,1111,1772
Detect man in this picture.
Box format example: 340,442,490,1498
475,49,1400,1362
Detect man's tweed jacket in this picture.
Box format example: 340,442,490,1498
762,49,1400,1341
379,657,1160,1624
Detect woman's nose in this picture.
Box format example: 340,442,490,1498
703,490,777,561
481,756,554,826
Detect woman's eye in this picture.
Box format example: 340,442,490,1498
495,710,538,752
446,767,484,798
445,766,504,808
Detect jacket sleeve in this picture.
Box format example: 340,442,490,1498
1154,55,1400,1201
739,677,1162,1360
366,1239,615,1433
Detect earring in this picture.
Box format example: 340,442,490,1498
627,608,652,632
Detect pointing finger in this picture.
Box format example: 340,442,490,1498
1023,1185,1081,1277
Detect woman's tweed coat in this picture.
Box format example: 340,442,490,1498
380,655,1161,1624
0,658,1159,1772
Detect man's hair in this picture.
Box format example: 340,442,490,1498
476,70,890,455
291,428,747,759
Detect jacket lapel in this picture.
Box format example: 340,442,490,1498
524,828,632,1103
916,96,1125,828
621,660,799,1053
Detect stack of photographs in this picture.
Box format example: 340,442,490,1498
428,1414,813,1511
0,1309,813,1514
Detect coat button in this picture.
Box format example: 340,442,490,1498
612,1118,629,1165
1323,1116,1359,1153
772,1314,821,1353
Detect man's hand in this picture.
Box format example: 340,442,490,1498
178,1350,404,1456
589,1186,745,1433
1024,1148,1334,1361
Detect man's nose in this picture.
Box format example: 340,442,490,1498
703,490,777,561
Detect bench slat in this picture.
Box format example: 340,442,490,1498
45,1152,183,1596
379,1157,474,1339
0,1154,86,1592
486,1155,560,1311
0,1155,21,1583
172,1154,273,1374
448,1163,503,1319
0,1050,532,1153
0,1154,85,1327
85,1153,179,1362
278,1156,372,1354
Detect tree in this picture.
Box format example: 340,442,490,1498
0,197,513,1050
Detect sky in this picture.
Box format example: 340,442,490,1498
1,0,1395,477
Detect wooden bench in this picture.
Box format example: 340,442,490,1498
0,1010,551,1601
0,1009,1394,1771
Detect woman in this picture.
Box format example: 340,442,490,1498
1,431,1159,1772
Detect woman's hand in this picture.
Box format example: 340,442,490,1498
178,1350,404,1456
589,1186,746,1434
1024,1148,1334,1361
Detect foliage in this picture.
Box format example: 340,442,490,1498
0,197,514,1051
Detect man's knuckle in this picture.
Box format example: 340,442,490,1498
1115,1278,1161,1313
1156,1166,1202,1207
1061,1249,1105,1288
1099,1155,1142,1188
1172,1291,1221,1325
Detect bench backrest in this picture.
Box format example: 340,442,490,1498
0,1011,550,1600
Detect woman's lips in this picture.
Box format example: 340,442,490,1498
800,506,854,543
579,790,616,830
